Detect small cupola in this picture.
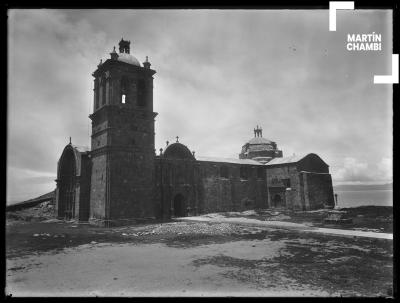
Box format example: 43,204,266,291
143,56,151,69
110,46,119,60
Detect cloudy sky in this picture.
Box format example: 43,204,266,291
7,9,393,203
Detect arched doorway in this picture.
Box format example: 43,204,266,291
273,194,283,208
58,148,76,220
173,194,186,217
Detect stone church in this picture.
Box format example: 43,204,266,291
55,39,335,226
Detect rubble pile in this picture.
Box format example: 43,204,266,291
324,212,352,224
122,222,242,237
241,210,257,216
264,214,292,221
153,222,242,235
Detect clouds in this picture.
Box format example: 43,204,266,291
7,167,56,203
333,157,392,184
376,157,393,181
7,9,393,202
7,10,107,202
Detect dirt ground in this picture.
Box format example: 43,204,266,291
6,218,393,297
218,206,393,233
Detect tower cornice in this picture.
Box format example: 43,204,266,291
89,104,158,121
92,59,156,78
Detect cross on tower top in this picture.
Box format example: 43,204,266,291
176,136,179,143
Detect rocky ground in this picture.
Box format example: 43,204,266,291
6,201,55,223
6,203,393,297
216,207,393,233
6,201,393,233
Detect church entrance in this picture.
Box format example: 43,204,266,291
273,194,284,208
173,194,186,217
58,148,76,220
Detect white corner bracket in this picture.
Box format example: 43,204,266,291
329,1,355,31
374,54,399,84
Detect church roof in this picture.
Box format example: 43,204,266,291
196,156,264,166
71,145,90,154
163,142,195,160
265,154,308,165
117,52,141,67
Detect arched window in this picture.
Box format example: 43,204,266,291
282,178,291,188
94,79,99,110
257,167,266,180
101,77,107,105
240,167,248,180
121,76,130,104
220,166,229,178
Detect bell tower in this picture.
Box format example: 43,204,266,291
89,39,157,225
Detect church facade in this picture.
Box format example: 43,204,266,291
55,39,335,226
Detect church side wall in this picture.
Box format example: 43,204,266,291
198,162,267,213
266,165,302,210
302,172,335,210
154,158,198,218
154,159,268,217
89,154,107,219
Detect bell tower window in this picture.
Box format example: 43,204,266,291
121,76,130,104
94,79,99,110
101,76,107,106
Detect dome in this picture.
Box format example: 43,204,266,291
117,52,141,67
243,139,275,153
163,143,195,160
239,126,283,162
247,137,274,145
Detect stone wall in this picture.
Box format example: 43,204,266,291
301,171,335,210
109,150,155,220
155,158,268,218
266,165,302,209
155,158,199,219
198,161,267,213
89,153,107,220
